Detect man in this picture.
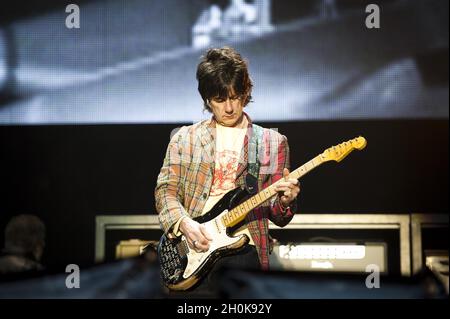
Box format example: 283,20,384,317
155,47,300,292
0,214,46,275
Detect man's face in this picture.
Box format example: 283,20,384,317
209,89,246,127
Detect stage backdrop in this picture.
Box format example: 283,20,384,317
0,0,448,270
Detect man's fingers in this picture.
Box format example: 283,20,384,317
195,241,209,251
189,236,209,252
200,224,213,241
188,238,198,250
276,179,298,189
283,168,290,181
276,183,300,200
276,184,296,192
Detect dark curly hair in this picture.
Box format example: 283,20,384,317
196,47,253,112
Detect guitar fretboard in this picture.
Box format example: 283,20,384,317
221,154,324,227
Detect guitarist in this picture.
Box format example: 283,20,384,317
155,46,301,293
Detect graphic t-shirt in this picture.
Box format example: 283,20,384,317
202,116,255,245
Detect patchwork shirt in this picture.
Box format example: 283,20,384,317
155,113,297,269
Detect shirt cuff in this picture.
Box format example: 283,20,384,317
277,196,298,215
171,215,188,237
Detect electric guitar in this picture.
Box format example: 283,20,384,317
158,136,367,290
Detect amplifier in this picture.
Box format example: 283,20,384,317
269,242,387,273
115,239,388,274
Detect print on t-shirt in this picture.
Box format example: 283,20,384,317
210,149,239,196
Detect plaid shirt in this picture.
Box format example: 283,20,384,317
155,113,297,269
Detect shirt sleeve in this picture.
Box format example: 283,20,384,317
155,127,190,235
265,133,298,227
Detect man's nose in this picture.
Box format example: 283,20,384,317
224,99,233,113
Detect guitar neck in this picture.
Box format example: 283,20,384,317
222,154,325,227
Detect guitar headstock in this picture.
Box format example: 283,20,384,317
321,136,367,162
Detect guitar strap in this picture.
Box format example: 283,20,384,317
245,124,262,195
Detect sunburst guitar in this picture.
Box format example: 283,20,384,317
158,136,367,290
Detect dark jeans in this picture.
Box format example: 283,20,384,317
168,245,260,298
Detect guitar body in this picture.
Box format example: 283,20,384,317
158,187,251,291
